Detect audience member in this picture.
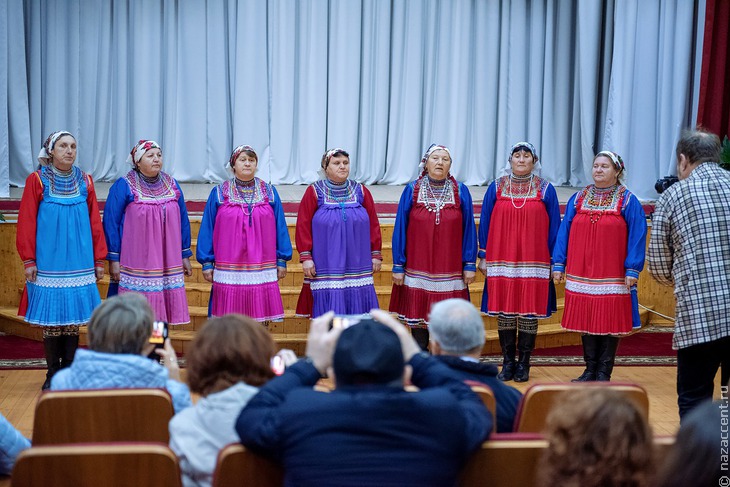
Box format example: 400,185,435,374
235,309,492,487
537,388,654,487
169,314,296,487
51,293,191,413
428,298,522,432
0,413,30,476
654,399,728,486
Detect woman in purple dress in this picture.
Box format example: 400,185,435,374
196,145,292,323
103,140,193,325
295,148,382,318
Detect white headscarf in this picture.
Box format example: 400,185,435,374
37,131,74,165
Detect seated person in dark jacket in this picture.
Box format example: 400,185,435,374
429,298,522,433
235,308,492,487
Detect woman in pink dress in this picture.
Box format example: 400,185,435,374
196,145,291,323
103,140,193,325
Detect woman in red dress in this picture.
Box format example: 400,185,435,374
390,144,477,350
478,142,560,382
552,151,647,381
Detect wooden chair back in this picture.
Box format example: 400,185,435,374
469,384,497,434
32,388,174,445
460,438,549,487
212,443,284,487
12,443,181,487
513,382,650,433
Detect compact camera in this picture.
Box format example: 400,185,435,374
329,314,378,330
654,176,679,194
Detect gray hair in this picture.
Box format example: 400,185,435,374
428,298,485,354
676,128,721,165
87,293,154,354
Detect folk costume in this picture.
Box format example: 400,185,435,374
478,142,560,382
390,145,477,348
16,131,107,389
103,140,192,325
554,151,647,381
196,146,292,322
295,149,381,318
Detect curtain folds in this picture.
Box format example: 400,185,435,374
1,0,701,200
697,0,730,140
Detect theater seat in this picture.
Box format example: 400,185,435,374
212,443,283,487
467,383,497,434
513,382,650,433
32,388,174,445
12,443,181,487
460,438,549,487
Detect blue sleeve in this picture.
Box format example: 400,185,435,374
235,360,322,460
166,380,193,414
622,193,648,278
175,181,192,259
102,178,133,261
269,185,293,266
459,183,477,272
196,187,220,271
553,193,578,273
477,182,497,259
391,183,414,273
409,354,492,446
543,183,561,259
0,413,30,475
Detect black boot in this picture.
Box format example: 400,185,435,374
60,334,79,369
572,334,600,382
596,336,620,381
411,328,430,352
497,329,517,381
42,336,64,390
514,331,537,382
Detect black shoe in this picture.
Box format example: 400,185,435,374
60,334,79,369
596,336,620,381
513,330,537,383
42,336,63,391
497,329,517,381
571,369,596,382
411,328,430,352
572,334,600,382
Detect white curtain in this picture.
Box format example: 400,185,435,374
1,0,700,200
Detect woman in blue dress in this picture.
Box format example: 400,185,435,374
17,131,107,389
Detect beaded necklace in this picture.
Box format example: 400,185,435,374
324,179,351,221
47,165,79,198
507,173,534,209
139,172,167,222
586,184,619,224
235,177,259,226
421,176,452,225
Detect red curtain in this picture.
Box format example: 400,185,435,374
697,0,730,139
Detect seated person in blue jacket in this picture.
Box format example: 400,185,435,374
0,413,30,476
51,293,191,413
428,298,522,433
235,308,492,487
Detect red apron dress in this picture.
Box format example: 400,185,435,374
389,177,469,327
561,186,633,334
484,175,551,317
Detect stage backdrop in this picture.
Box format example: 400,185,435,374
1,0,701,199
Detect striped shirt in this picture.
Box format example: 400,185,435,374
647,162,730,349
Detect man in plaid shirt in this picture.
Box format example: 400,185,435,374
648,128,730,420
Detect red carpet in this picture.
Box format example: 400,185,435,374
483,328,677,366
0,335,185,369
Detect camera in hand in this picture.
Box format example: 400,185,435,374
655,176,679,194
329,314,378,330
148,321,169,361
